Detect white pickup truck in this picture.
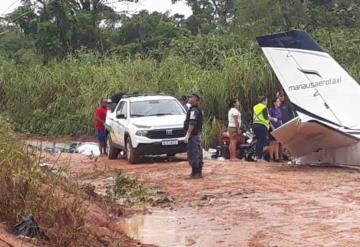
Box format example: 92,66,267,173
105,94,187,163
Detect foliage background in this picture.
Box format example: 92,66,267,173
0,0,359,146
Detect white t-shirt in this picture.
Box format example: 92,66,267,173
228,108,241,128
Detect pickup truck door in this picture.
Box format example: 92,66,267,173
114,101,128,148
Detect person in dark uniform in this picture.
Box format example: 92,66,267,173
184,93,204,179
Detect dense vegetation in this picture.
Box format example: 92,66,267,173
0,118,93,246
0,0,359,146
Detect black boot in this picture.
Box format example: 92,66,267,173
191,167,202,179
190,167,196,177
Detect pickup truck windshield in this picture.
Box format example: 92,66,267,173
130,99,185,117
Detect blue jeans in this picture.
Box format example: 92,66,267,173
252,123,268,159
96,129,107,144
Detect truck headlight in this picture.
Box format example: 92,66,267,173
136,130,149,136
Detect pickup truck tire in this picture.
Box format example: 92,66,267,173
107,136,120,160
126,137,138,164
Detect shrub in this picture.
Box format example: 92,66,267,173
0,117,93,246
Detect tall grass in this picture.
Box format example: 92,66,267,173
0,51,274,135
0,28,359,147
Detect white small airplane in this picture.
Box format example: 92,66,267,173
257,30,360,166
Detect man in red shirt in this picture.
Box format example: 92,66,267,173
94,99,109,155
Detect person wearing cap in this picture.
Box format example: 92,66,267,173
277,91,296,124
94,98,109,155
183,93,204,178
179,95,189,112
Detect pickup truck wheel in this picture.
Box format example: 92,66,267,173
107,137,120,160
126,137,138,164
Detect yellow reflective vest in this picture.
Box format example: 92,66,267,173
253,103,269,128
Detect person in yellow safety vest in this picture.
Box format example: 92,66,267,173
252,96,279,162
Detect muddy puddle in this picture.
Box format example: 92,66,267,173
118,208,248,247
118,209,188,246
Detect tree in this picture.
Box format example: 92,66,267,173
112,10,188,59
306,0,360,29
173,0,234,34
8,0,131,62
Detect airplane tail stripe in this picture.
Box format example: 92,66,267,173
256,30,323,52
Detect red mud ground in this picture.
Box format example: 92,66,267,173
3,145,360,246
48,153,360,246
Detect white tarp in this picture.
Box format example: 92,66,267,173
76,142,100,156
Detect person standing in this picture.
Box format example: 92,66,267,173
277,91,296,124
227,98,242,161
184,93,204,178
94,98,109,155
252,96,277,162
277,90,296,161
268,97,282,161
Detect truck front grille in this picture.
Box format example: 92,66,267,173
146,128,186,139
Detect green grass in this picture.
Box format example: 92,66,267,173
0,28,359,148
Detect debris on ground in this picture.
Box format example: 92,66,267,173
228,188,256,197
185,236,197,246
13,214,45,239
200,194,216,201
24,140,100,157
106,170,149,204
148,190,175,207
39,162,69,178
199,194,216,206
76,142,100,157
104,170,175,207
203,148,218,160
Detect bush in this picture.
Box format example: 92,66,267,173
0,117,94,246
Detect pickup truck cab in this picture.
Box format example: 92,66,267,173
105,94,187,163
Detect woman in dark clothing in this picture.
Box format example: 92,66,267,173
268,97,282,161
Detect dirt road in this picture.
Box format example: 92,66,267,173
47,152,360,247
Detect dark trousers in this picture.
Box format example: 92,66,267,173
252,123,268,159
187,135,203,170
